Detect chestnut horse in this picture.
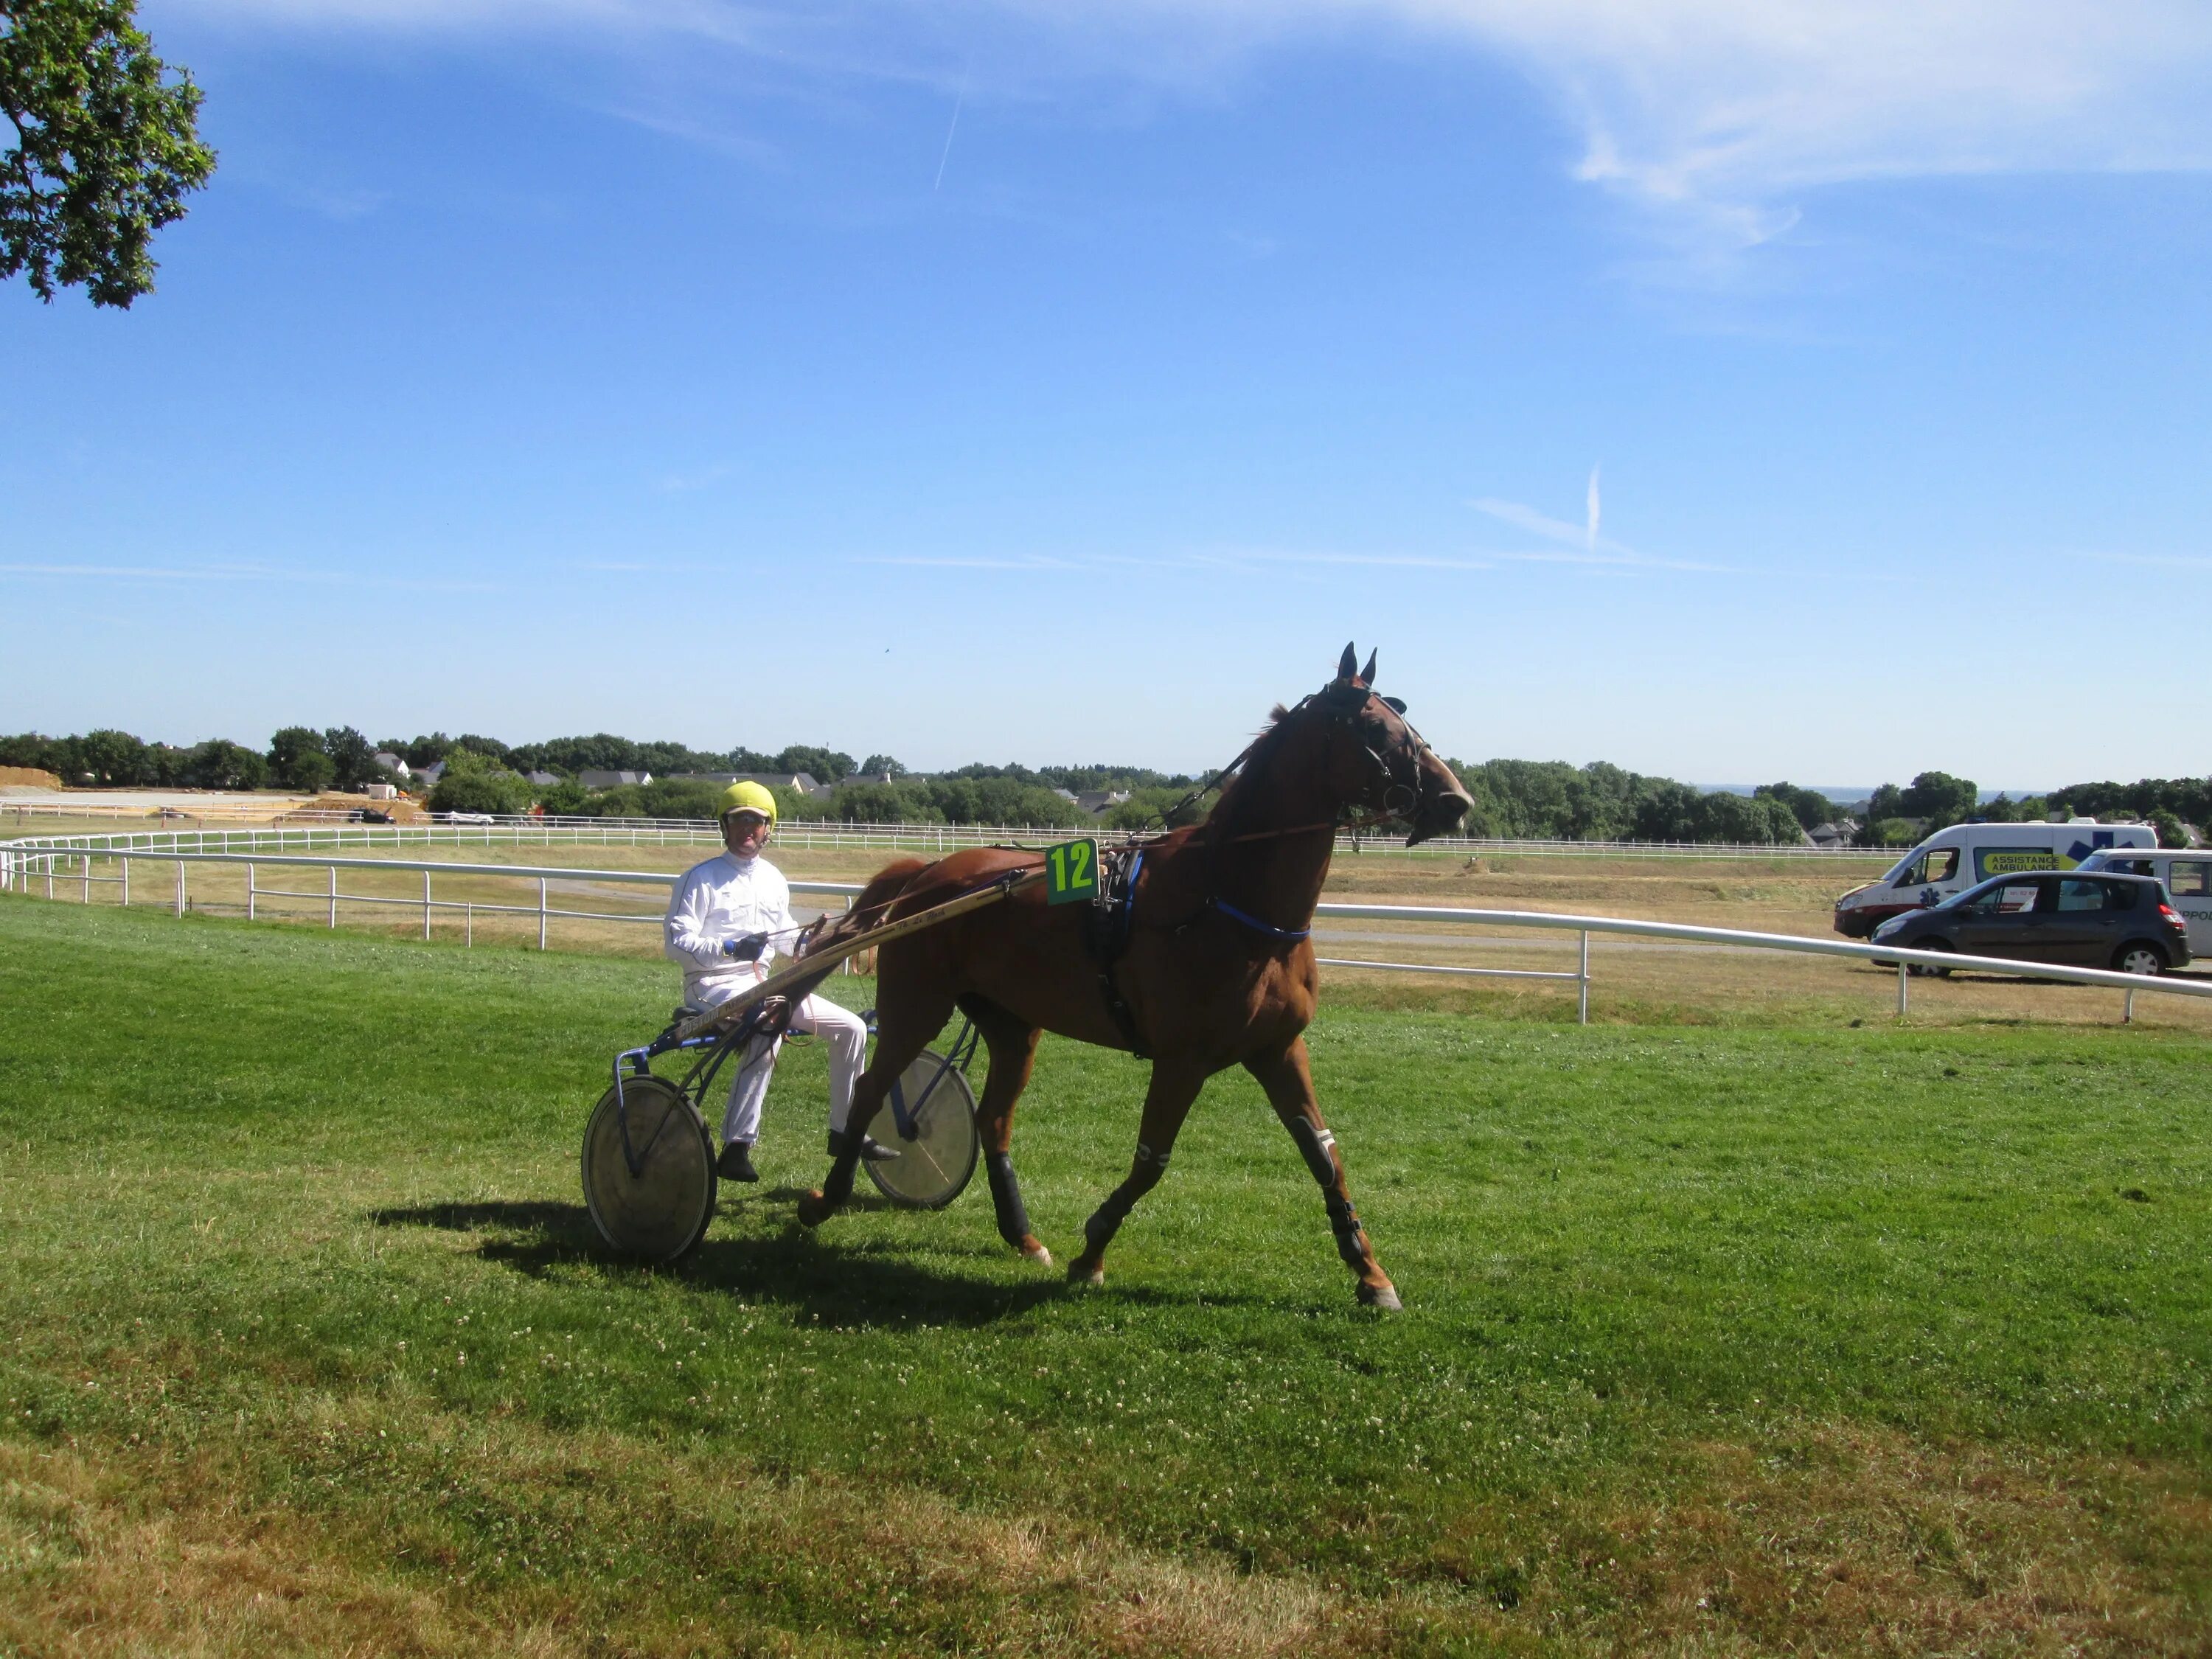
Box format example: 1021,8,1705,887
796,647,1474,1308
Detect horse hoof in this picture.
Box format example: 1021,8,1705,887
1067,1255,1105,1287
1357,1281,1403,1312
1020,1238,1054,1268
796,1190,831,1228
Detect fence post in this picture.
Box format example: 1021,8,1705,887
1577,930,1590,1025
422,870,433,941
328,865,338,929
175,861,186,917
1896,961,1910,1016
248,863,257,921
82,855,91,903
538,877,549,950
467,902,474,948
2124,986,2137,1024
121,858,130,908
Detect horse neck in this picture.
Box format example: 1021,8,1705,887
1206,740,1338,928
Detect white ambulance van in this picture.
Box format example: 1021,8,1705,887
1832,820,2156,938
2073,847,2212,955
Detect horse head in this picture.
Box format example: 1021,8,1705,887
1310,644,1474,845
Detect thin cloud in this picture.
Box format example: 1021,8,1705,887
1473,491,1733,572
175,0,2212,252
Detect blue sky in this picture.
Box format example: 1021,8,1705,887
4,0,2208,787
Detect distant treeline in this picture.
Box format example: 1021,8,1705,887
3,726,2202,845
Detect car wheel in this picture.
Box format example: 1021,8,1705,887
2113,942,2167,977
1905,938,1954,978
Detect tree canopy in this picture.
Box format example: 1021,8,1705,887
1,0,215,307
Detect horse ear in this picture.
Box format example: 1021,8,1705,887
1336,642,1357,681
1360,648,1377,686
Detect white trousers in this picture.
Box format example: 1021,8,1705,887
709,990,869,1147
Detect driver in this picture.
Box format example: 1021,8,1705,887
663,781,886,1183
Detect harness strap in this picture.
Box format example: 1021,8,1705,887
1208,894,1311,942
1091,848,1150,1058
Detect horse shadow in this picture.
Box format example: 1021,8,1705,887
368,1197,1120,1326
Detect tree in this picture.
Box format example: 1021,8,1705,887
1755,782,1837,833
321,726,379,791
859,754,906,779
773,745,854,784
74,726,150,785
181,738,265,790
1898,771,1979,830
1,0,215,307
266,726,333,791
2149,810,2191,849
426,751,532,815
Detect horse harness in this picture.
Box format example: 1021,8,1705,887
1083,844,1150,1057
1082,841,1322,1061
1079,674,1443,1062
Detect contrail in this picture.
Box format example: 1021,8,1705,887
933,70,967,192
1585,465,1601,552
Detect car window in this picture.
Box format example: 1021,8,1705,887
2168,860,2211,899
1969,882,2044,915
1975,846,2057,881
1893,847,1960,886
2058,878,2132,911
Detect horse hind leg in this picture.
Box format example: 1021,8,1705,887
1067,1059,1206,1289
958,994,1051,1267
796,975,957,1229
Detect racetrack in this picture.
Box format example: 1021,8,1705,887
2,894,2208,1655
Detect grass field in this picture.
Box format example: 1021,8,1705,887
2,894,2209,1654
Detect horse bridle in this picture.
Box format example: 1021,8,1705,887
1145,679,1442,846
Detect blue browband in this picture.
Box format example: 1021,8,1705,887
1209,895,1311,942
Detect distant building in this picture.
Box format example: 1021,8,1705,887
372,751,409,779
414,761,446,788
577,769,653,790
1807,819,1860,849
523,771,560,787
1076,790,1131,815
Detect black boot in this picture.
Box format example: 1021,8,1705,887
717,1141,759,1183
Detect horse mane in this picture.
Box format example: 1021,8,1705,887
1206,700,1306,834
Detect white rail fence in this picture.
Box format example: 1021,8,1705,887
4,834,2203,1026
0,807,1899,863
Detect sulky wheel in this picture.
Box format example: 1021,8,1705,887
863,1048,981,1211
581,1075,717,1264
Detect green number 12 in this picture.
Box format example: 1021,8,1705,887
1046,838,1097,903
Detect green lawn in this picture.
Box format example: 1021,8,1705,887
1,895,2208,1655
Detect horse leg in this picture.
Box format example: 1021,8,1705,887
1066,1059,1207,1288
796,981,956,1228
957,995,1052,1266
1244,1038,1400,1310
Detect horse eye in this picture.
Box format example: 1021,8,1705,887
1380,696,1406,714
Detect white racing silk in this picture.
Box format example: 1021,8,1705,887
662,850,799,1008
663,849,868,1147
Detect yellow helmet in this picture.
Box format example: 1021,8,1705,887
718,779,778,827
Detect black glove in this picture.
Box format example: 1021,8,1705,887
721,932,768,962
